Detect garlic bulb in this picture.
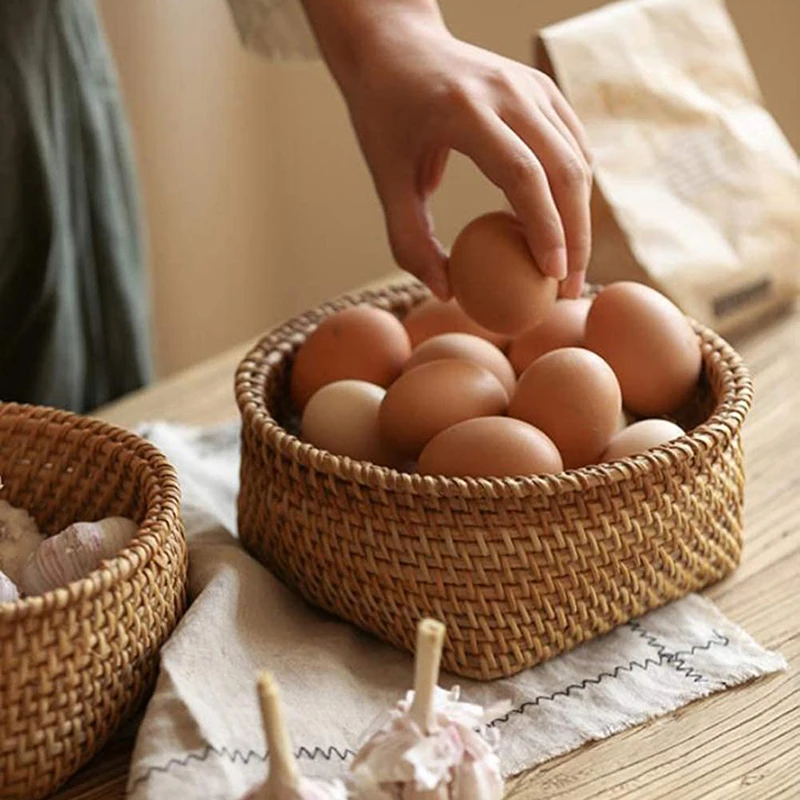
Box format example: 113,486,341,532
0,569,19,603
241,672,348,800
0,499,44,585
19,516,138,596
347,620,505,800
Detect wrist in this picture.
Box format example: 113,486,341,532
300,0,447,91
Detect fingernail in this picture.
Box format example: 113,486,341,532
543,248,568,281
562,271,586,299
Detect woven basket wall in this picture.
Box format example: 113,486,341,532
0,404,188,800
235,280,753,681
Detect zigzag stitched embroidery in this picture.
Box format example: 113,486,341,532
128,743,355,791
129,627,731,787
489,625,730,727
629,620,730,683
489,654,666,727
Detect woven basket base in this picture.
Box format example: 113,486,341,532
236,280,752,681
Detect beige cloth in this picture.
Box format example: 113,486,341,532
126,421,786,799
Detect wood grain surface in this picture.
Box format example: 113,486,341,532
51,296,799,800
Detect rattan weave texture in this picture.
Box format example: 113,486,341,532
236,280,752,680
0,404,187,799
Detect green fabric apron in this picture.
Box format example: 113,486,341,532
0,0,152,414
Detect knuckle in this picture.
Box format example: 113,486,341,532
424,81,479,134
556,157,591,191
505,154,544,188
486,66,515,95
434,80,476,115
535,71,558,94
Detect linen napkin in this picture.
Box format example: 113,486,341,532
126,421,786,800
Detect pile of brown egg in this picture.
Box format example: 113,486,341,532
291,212,702,479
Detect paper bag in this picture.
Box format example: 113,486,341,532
535,0,800,335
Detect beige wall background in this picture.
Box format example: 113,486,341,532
98,0,800,379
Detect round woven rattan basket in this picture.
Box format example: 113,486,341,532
235,279,753,681
0,403,188,800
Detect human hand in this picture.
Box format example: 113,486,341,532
301,0,593,301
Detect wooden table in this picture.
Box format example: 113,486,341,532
53,286,799,799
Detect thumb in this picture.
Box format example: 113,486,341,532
380,181,450,300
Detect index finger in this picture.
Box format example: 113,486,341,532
450,109,567,280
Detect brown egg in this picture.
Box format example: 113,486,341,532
291,306,411,410
379,359,508,458
601,419,685,462
448,211,558,335
403,297,510,350
300,380,404,468
584,282,702,416
403,333,516,395
509,298,592,376
509,347,622,469
418,417,563,478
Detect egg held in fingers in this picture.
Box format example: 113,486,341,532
448,211,558,336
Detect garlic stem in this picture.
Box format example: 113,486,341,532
409,618,446,734
258,672,300,790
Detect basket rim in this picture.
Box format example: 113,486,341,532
0,401,183,621
234,278,754,498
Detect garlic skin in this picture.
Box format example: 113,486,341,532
0,569,19,603
0,499,44,585
19,516,138,596
348,619,505,800
347,687,505,800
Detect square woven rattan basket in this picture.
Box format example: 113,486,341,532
0,404,188,800
235,279,753,681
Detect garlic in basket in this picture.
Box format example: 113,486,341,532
0,569,19,602
0,499,44,585
241,672,348,800
19,516,137,596
347,619,505,800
